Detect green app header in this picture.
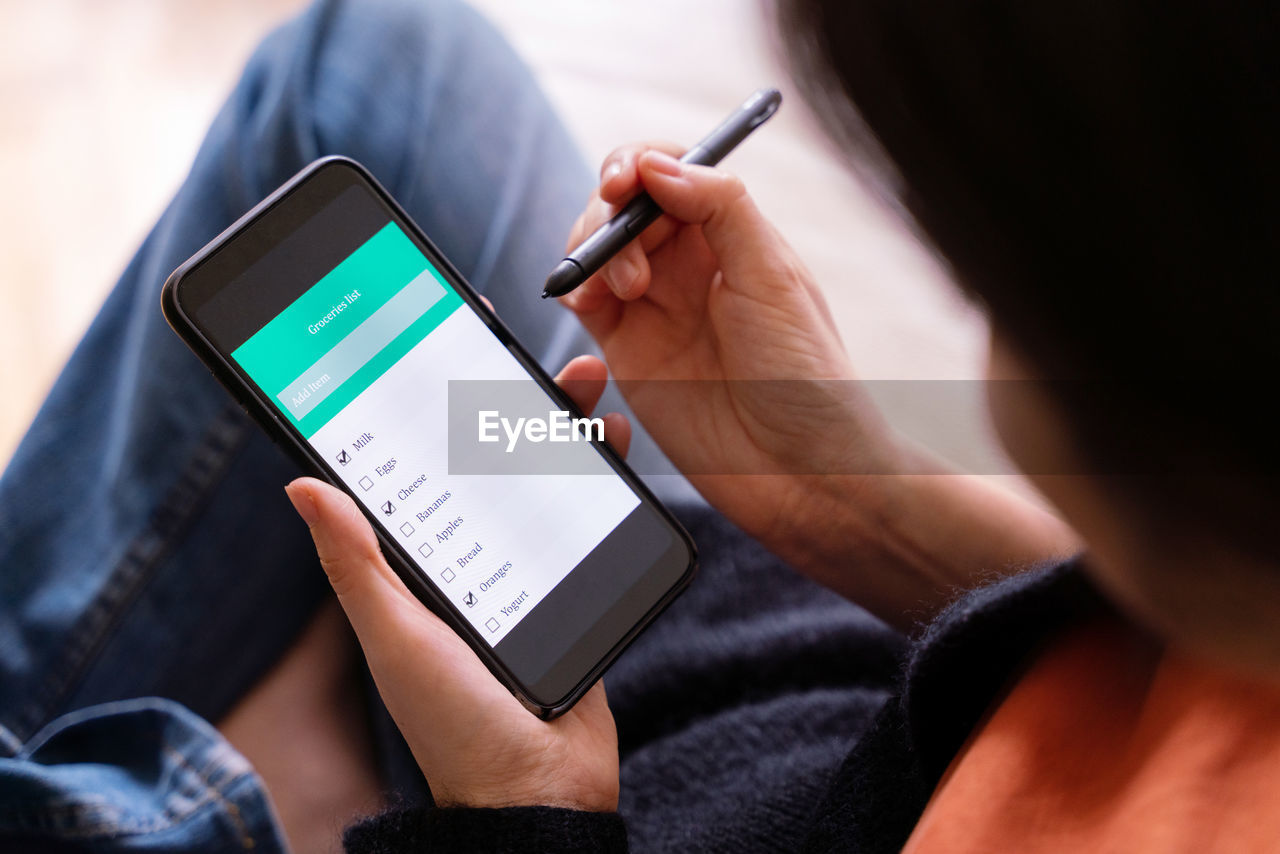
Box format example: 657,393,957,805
232,221,463,437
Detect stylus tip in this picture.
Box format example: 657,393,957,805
543,258,586,299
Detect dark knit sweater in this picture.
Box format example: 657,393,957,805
344,507,1103,853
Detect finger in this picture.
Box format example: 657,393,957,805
637,214,680,254
599,141,686,206
635,151,792,298
480,295,494,312
553,355,609,415
285,480,526,732
574,185,678,261
559,273,625,343
601,412,631,459
284,478,435,641
566,191,621,253
575,192,679,258
565,207,591,254
579,192,619,243
559,271,616,316
571,197,663,302
599,241,651,301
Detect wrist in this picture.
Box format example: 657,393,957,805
429,765,620,813
756,442,983,629
433,786,619,813
762,449,911,581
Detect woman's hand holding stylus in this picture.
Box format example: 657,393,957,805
562,144,1078,627
563,145,901,585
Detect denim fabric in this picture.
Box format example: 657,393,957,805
0,699,281,852
0,0,617,848
0,1,892,851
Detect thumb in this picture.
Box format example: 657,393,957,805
636,149,788,290
284,477,424,643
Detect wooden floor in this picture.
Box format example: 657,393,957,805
0,0,1014,477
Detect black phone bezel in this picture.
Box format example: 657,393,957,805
160,156,697,719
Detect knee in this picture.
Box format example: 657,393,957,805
225,0,522,198
305,0,522,185
314,0,476,86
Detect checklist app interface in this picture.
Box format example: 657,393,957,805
229,220,639,645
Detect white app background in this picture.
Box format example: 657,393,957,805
310,307,639,644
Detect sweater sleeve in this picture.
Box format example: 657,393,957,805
342,805,628,853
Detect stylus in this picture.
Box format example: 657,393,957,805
541,87,783,299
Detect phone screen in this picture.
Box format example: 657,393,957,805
172,162,693,709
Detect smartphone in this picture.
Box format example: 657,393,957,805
161,156,696,719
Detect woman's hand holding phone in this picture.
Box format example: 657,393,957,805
284,356,626,811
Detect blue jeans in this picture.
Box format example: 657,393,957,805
0,2,897,850
0,0,630,848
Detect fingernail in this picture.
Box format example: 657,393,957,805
602,160,623,184
608,256,639,292
644,151,682,177
285,481,319,525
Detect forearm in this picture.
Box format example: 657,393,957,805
767,446,1081,632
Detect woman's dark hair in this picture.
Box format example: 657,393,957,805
776,0,1280,554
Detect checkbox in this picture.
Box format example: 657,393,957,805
441,568,455,583
399,522,415,537
485,617,500,633
358,476,374,491
418,542,434,559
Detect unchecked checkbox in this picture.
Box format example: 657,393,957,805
358,476,374,491
441,568,455,583
485,617,500,633
418,542,434,559
399,522,414,537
